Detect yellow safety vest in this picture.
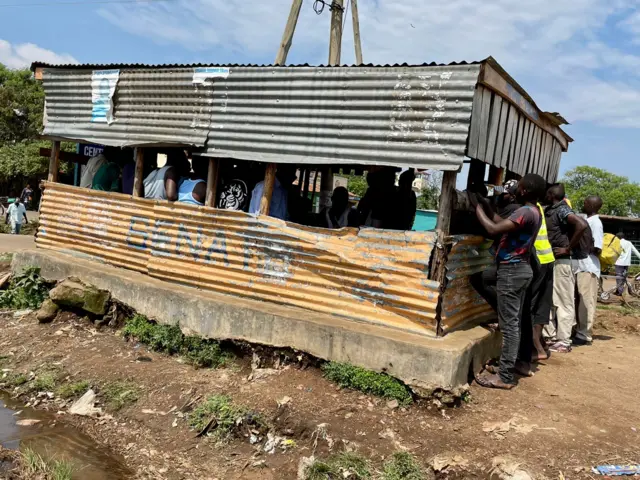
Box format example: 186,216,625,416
535,203,555,265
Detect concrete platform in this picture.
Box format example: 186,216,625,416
13,249,500,391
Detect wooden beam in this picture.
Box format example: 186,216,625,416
205,158,220,208
429,170,457,283
39,148,91,165
133,148,144,198
351,0,363,65
274,0,303,65
48,141,60,182
328,0,344,66
302,168,311,198
259,163,277,215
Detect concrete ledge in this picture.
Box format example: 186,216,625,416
13,249,500,390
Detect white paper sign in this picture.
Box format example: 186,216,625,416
192,67,230,85
91,69,120,124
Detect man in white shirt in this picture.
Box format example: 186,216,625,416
80,153,107,188
574,195,603,346
615,232,640,295
6,198,28,235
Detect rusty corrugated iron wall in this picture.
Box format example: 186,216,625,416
38,184,441,336
439,235,495,333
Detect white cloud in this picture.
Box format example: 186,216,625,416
96,0,640,127
0,39,78,69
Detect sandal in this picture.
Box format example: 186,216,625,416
476,373,515,390
548,342,571,353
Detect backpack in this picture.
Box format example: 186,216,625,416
599,233,622,269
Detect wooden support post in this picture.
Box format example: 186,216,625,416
328,0,344,66
275,0,303,65
302,167,311,198
310,168,319,212
259,163,278,215
47,140,60,183
133,148,145,197
489,165,504,186
351,0,363,65
205,158,220,208
466,158,486,190
429,170,457,283
319,167,334,210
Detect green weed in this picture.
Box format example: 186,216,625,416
31,371,58,392
56,380,90,399
382,452,430,480
21,447,74,480
102,381,140,411
305,452,371,480
188,394,265,441
0,266,51,310
123,315,230,368
4,372,27,387
322,362,413,405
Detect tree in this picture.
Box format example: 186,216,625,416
562,166,640,217
0,64,45,143
416,171,442,210
347,173,368,198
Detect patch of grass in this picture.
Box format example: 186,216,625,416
4,372,27,387
102,381,140,411
0,266,52,310
123,314,230,368
305,452,371,480
188,394,266,441
31,371,58,392
0,253,13,264
22,447,74,480
382,452,430,480
322,362,413,405
56,380,90,399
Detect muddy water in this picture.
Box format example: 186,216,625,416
0,393,131,479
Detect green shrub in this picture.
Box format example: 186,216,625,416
304,452,371,480
322,362,412,405
123,315,229,368
56,380,90,399
188,395,265,441
382,452,429,480
102,381,139,411
0,266,51,310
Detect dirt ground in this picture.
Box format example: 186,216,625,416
0,304,639,480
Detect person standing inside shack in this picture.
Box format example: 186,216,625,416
249,166,297,220
472,174,546,390
6,198,28,235
144,150,189,201
177,157,208,206
614,232,640,296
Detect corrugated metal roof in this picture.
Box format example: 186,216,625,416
42,67,216,147
38,183,441,337
201,64,481,170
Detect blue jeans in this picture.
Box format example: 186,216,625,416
497,262,533,384
11,222,22,235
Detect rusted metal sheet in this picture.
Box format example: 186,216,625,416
37,183,440,336
41,68,215,147
440,235,495,333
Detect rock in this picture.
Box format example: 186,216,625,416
386,399,399,410
36,299,59,323
69,389,102,417
489,456,534,480
16,419,40,426
49,278,110,315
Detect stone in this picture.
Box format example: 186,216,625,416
49,277,110,315
36,299,59,323
69,389,102,417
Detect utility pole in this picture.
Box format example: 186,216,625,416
351,0,363,65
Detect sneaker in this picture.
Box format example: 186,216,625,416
548,342,572,353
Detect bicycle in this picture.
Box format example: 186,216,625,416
599,267,640,302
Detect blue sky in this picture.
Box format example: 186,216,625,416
1,0,639,184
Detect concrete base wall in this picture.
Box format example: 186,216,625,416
13,250,500,390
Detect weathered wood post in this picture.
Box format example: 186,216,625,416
48,141,60,182
205,158,220,208
133,148,144,197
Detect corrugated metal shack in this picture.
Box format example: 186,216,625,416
32,57,572,337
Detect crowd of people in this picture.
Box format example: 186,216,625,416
77,148,419,231
469,173,610,390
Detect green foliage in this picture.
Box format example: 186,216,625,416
347,174,368,198
382,452,430,480
321,362,413,405
305,452,371,480
562,166,640,217
0,65,44,143
31,371,58,392
4,372,27,387
102,381,139,411
123,314,230,368
188,395,265,440
416,171,442,211
56,380,90,399
22,447,74,480
0,266,51,310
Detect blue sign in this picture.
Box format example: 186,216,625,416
78,143,104,158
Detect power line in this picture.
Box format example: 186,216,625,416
0,0,177,7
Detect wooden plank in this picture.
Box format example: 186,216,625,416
517,120,531,174
274,0,303,65
259,163,277,215
485,95,503,164
494,100,510,167
133,148,144,198
351,0,363,65
48,141,60,183
500,105,516,167
522,121,535,174
328,0,344,65
429,170,457,286
541,133,552,179
477,87,493,161
530,126,541,176
205,158,220,207
467,86,484,159
543,140,555,180
511,115,525,175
